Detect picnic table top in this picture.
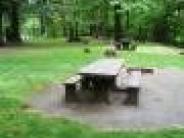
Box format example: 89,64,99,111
79,58,124,76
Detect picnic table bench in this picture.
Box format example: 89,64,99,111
64,75,81,102
124,71,141,105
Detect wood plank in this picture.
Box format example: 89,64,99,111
64,75,81,84
127,71,141,88
79,58,123,76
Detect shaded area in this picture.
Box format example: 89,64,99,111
28,69,184,130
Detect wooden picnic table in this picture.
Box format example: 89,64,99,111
78,58,124,103
79,58,123,76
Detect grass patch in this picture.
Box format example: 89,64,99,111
122,51,184,69
0,40,184,138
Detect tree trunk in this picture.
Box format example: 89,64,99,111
7,1,21,42
40,0,46,36
89,24,96,37
40,15,46,36
100,0,109,37
68,23,75,42
153,20,170,43
89,24,93,36
75,21,79,40
126,10,130,33
114,3,122,49
94,24,99,39
0,10,4,46
63,24,67,37
68,22,80,42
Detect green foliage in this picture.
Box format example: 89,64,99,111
1,0,183,46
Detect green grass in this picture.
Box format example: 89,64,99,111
0,40,184,138
123,51,184,69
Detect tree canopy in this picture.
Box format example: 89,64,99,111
0,0,183,46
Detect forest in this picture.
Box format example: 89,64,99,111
0,0,184,47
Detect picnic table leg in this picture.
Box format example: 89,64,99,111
109,77,116,90
81,76,91,90
103,87,110,104
89,77,109,103
81,76,115,104
65,84,78,102
124,87,139,105
99,77,111,104
91,77,102,102
103,77,114,104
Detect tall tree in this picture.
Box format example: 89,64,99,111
40,0,47,36
0,1,5,46
0,7,3,46
111,0,122,49
6,0,21,42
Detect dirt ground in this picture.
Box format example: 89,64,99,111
28,69,184,130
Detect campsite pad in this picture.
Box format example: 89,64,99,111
28,69,184,130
